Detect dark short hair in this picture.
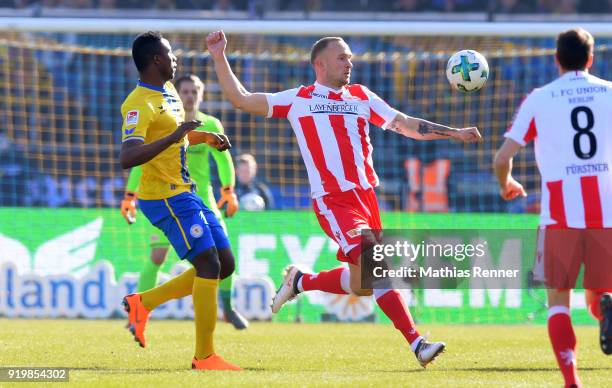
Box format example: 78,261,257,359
556,28,594,71
132,31,164,72
174,74,204,92
310,37,344,65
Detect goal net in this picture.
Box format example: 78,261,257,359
1,20,608,323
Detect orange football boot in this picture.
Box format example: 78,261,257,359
191,354,242,371
122,293,150,348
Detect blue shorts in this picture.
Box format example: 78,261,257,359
139,191,230,261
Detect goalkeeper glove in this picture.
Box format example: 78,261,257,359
120,191,137,224
217,186,239,217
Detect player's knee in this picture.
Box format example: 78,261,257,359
191,247,221,279
361,229,379,250
218,248,235,280
150,248,168,265
350,285,373,296
349,277,373,296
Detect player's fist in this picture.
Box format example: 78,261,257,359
456,127,482,143
171,120,201,143
499,177,527,201
206,30,227,58
120,191,137,224
207,132,232,152
217,186,239,217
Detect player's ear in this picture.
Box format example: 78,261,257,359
586,53,594,69
313,56,325,72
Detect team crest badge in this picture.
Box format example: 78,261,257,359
190,224,204,238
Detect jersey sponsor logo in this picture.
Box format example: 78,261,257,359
125,110,139,126
124,127,135,135
311,92,330,100
309,103,358,115
190,224,204,238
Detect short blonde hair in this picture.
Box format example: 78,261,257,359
237,153,257,174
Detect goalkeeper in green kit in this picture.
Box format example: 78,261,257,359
120,74,248,330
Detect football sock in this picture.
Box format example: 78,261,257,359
374,289,422,348
300,267,350,294
219,273,235,313
136,259,162,293
548,306,581,388
193,277,218,360
140,267,195,311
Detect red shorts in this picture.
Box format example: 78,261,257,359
534,226,612,290
313,188,382,265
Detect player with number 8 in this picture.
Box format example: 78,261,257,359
494,27,612,388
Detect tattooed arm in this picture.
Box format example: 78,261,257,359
386,113,482,142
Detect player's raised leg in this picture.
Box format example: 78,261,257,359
123,266,195,348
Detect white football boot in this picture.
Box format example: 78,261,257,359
415,339,446,368
271,265,303,313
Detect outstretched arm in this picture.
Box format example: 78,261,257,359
386,113,482,142
206,30,269,116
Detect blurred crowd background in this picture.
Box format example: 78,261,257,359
2,0,612,215
1,0,612,15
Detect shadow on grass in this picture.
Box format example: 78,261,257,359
447,367,610,372
69,366,267,374
68,366,611,374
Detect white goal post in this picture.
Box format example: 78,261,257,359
2,17,612,37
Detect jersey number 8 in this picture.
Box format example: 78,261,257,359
571,106,597,160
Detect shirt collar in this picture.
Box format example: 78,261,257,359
561,70,588,79
314,81,345,93
138,80,167,92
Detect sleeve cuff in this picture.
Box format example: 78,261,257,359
503,132,526,147
122,136,145,143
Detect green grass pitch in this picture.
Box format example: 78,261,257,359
1,319,610,387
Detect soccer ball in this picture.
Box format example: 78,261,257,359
446,50,489,93
239,192,266,211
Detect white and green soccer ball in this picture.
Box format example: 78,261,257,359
446,50,489,93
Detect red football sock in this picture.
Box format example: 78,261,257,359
375,289,421,347
300,267,349,294
548,306,582,388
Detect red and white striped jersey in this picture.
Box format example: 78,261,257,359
506,71,612,228
265,82,399,198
